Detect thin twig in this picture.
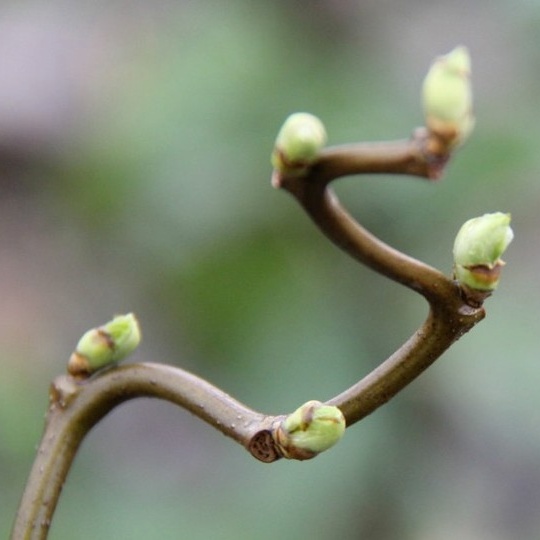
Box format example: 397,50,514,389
274,133,486,426
11,364,274,540
315,136,430,181
287,181,454,302
327,304,483,426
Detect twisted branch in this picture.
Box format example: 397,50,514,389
274,132,485,428
12,129,486,540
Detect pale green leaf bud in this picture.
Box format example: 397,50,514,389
68,313,141,378
422,46,474,148
271,113,327,177
453,212,513,291
275,400,345,460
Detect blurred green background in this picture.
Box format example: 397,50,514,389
1,1,539,538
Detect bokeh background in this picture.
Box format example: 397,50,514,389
1,1,539,538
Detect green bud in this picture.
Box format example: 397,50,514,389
68,313,141,378
271,113,327,177
422,46,474,148
453,212,513,291
275,400,345,460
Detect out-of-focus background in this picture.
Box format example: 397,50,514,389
1,1,539,538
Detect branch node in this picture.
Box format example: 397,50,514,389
248,429,282,463
49,376,79,410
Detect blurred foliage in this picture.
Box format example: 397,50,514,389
1,1,540,539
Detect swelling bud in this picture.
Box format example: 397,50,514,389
453,212,513,292
68,313,141,378
271,113,327,177
422,46,474,149
275,400,346,460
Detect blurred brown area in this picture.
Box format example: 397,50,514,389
1,1,540,539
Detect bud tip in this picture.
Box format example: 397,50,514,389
275,400,345,460
271,113,327,177
68,313,141,378
453,212,513,292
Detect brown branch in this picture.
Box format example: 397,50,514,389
12,129,487,539
285,181,455,302
275,134,455,302
315,137,429,180
11,363,277,540
312,128,449,182
274,132,486,427
327,304,483,426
